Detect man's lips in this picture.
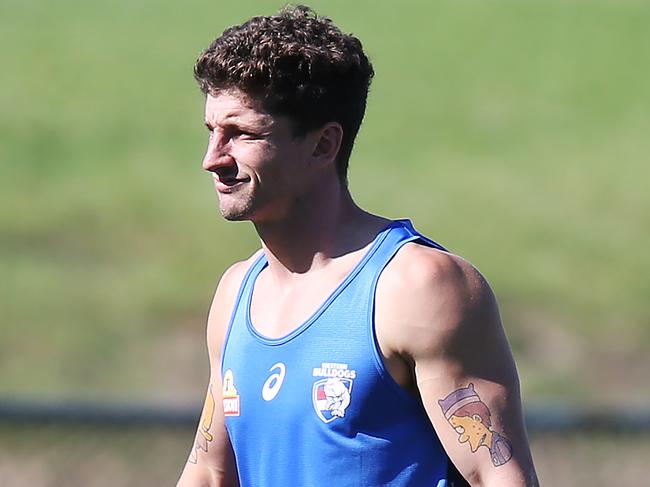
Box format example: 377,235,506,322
213,175,247,192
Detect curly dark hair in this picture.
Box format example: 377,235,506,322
194,5,374,182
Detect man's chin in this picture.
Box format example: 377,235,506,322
216,192,256,221
220,210,250,222
219,205,253,222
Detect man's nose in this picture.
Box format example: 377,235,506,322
202,130,232,171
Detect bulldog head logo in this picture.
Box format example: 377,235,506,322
313,377,352,423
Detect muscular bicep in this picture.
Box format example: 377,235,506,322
417,345,531,485
178,377,238,486
178,342,238,486
378,246,537,486
414,265,537,486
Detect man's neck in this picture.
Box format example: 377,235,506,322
253,188,388,279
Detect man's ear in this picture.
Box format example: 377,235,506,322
310,122,343,168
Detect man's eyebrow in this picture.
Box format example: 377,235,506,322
206,116,273,132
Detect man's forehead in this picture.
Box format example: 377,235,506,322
204,90,273,126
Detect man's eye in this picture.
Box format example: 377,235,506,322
237,131,257,139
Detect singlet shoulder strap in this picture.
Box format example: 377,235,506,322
228,251,267,319
359,219,447,279
220,251,267,368
393,219,448,251
354,219,449,316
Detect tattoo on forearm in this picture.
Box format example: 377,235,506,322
438,383,513,467
188,384,216,464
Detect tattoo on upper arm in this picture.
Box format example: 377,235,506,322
438,383,513,467
188,384,216,464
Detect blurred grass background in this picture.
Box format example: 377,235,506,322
1,0,649,485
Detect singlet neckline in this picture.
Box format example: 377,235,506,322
245,219,409,345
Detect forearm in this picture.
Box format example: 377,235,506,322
478,464,539,487
176,468,211,487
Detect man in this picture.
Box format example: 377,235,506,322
177,5,538,486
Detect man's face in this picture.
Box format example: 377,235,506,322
449,414,491,452
202,89,316,222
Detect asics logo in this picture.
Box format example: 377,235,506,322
262,362,286,401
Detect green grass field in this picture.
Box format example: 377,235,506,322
2,0,649,412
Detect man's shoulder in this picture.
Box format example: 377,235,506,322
381,241,486,299
376,241,497,352
209,250,262,322
219,249,263,290
206,249,263,353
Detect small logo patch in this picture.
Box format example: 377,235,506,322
312,362,356,423
222,369,240,416
262,362,286,401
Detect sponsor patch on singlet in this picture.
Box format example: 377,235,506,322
222,369,240,416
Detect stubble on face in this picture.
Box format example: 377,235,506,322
203,89,314,224
217,187,256,221
203,91,272,221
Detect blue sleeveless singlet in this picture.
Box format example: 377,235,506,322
221,220,457,486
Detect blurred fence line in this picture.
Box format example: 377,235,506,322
1,398,650,434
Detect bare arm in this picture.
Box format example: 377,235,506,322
376,244,538,486
177,260,252,487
